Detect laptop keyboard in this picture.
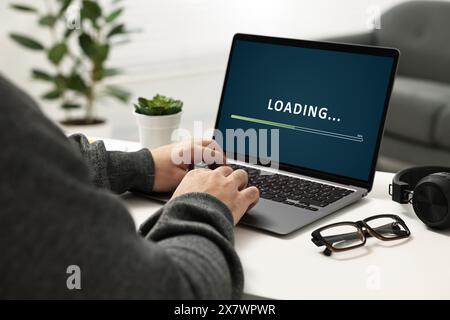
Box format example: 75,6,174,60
228,163,354,211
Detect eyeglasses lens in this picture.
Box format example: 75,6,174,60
320,224,364,250
365,217,408,239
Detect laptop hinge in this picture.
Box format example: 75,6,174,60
349,185,369,196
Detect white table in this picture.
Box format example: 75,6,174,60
104,138,450,300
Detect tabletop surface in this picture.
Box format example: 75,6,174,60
103,138,450,300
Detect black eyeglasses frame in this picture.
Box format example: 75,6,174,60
311,214,411,256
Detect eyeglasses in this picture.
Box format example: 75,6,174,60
311,214,411,256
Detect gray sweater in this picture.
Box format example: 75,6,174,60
0,75,243,299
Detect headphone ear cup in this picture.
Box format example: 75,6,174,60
412,173,450,229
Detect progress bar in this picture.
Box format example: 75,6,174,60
230,114,364,143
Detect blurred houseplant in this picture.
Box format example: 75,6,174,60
9,0,130,128
134,95,183,149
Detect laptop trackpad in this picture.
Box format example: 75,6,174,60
134,191,324,235
240,198,321,235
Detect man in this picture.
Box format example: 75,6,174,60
0,75,259,299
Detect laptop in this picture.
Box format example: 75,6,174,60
138,34,399,235
212,34,399,235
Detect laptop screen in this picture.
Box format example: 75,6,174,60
216,36,396,183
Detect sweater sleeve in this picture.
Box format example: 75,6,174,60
69,134,155,194
139,193,243,299
0,74,244,300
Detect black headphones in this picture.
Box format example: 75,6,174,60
390,166,450,229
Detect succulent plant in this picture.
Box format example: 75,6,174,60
135,94,183,116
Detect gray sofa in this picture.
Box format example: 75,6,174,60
325,1,450,172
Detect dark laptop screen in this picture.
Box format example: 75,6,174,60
216,37,396,182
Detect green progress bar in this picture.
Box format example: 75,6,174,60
230,114,296,130
230,114,363,143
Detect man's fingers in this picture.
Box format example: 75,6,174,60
197,139,222,151
214,165,233,177
188,143,226,168
174,144,223,170
229,169,248,190
240,186,260,209
198,139,214,147
201,145,226,165
232,186,260,224
173,167,189,182
196,139,227,165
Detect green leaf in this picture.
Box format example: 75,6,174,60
105,85,130,103
54,75,67,93
137,97,148,107
58,0,73,16
32,69,53,81
64,27,76,38
66,73,88,94
95,44,109,64
135,95,183,115
107,24,126,38
62,103,81,110
9,33,44,50
105,8,123,23
102,68,122,78
81,0,102,22
39,15,57,27
10,4,37,13
42,89,62,100
48,43,68,65
78,33,95,57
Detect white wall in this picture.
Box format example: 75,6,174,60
112,0,403,79
1,0,410,88
2,0,445,140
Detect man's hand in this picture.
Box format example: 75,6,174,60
171,167,260,225
151,139,226,192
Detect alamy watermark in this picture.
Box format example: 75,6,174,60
66,4,81,30
66,265,81,290
366,5,381,30
366,265,381,290
170,121,280,171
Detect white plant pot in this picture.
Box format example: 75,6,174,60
134,111,182,150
